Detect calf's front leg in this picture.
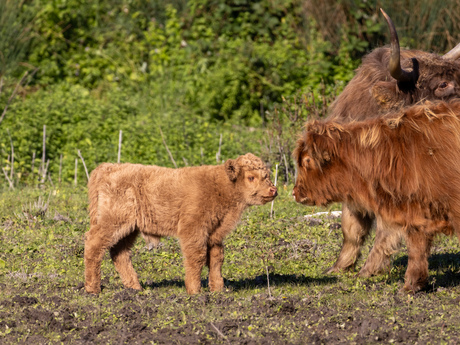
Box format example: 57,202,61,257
110,230,142,290
180,233,207,295
207,242,225,292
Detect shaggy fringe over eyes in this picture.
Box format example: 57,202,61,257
297,100,460,171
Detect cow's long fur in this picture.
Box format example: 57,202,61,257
321,43,460,276
84,153,277,295
294,101,460,292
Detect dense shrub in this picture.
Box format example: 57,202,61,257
0,83,263,184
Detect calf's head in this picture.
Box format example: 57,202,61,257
225,153,278,205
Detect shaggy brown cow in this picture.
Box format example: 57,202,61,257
84,153,277,295
322,9,460,276
293,101,460,292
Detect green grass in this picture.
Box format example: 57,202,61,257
1,184,460,343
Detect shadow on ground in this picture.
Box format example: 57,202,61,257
141,274,337,292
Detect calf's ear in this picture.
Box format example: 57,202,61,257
225,159,240,181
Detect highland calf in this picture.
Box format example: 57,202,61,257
322,9,460,276
84,153,277,295
293,101,460,292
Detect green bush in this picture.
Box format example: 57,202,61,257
0,0,35,78
24,0,344,123
0,82,263,185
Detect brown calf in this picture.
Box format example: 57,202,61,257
293,101,460,292
84,153,277,295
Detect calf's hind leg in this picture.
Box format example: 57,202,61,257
84,224,113,294
110,230,142,290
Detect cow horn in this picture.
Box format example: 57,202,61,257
380,8,415,83
443,42,460,60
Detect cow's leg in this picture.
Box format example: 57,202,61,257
207,242,225,292
359,220,402,277
179,224,207,295
402,228,433,293
110,230,141,290
326,204,373,273
84,224,113,294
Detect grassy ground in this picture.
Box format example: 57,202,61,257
1,184,460,344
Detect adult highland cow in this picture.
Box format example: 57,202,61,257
84,153,277,295
321,9,460,277
293,101,460,293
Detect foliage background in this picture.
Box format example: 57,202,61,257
1,0,460,186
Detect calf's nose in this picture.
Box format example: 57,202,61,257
270,187,278,197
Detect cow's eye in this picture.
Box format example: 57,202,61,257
439,82,448,89
248,176,255,182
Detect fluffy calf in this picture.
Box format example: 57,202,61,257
293,101,460,292
85,153,277,295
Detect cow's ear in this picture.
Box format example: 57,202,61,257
225,159,240,181
372,81,398,107
293,138,306,165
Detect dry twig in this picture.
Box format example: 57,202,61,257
77,150,90,181
159,127,177,168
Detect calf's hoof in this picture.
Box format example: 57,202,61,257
209,278,224,292
125,282,143,291
186,288,201,295
85,284,101,295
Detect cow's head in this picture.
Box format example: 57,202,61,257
329,9,460,121
292,122,348,206
376,9,460,103
225,153,278,205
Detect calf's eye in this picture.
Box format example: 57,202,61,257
439,82,448,89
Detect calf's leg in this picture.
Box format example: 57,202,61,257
110,230,142,290
327,204,373,273
207,243,225,292
84,224,113,294
179,228,207,295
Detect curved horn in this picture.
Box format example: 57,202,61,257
443,42,460,60
380,8,415,83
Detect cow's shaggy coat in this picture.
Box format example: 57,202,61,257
322,19,460,276
84,153,277,295
293,101,460,292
